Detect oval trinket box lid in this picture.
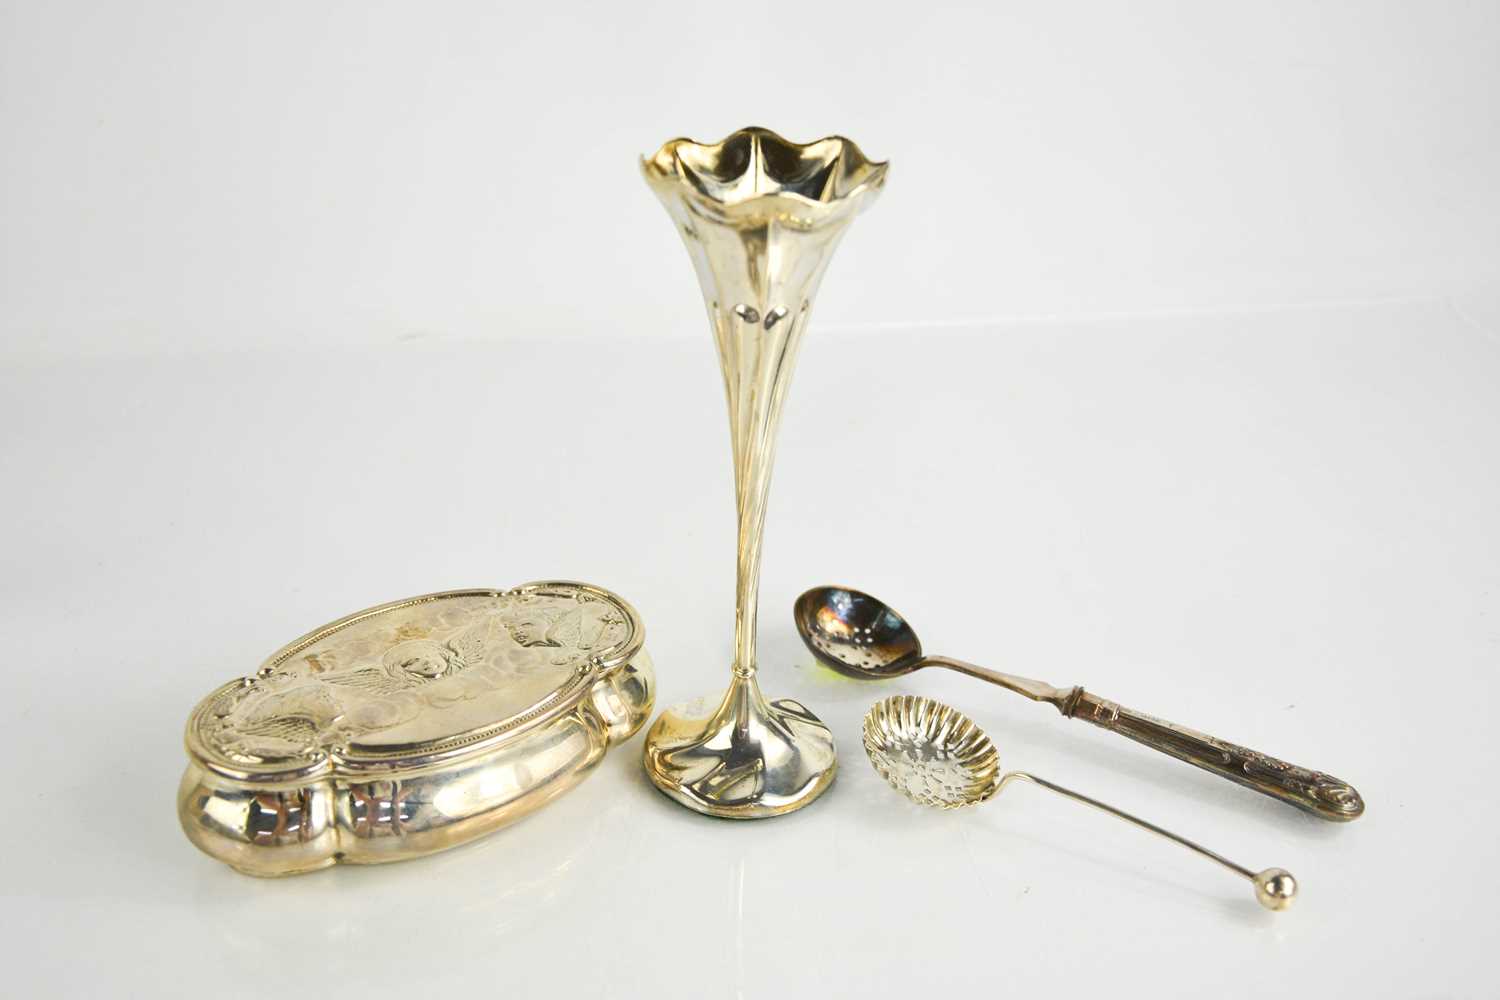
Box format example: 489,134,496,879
178,581,654,876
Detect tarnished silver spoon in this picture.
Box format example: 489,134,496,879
863,695,1299,911
795,585,1363,822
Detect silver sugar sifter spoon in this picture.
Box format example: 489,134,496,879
863,694,1300,911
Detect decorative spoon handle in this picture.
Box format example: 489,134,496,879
1060,689,1364,822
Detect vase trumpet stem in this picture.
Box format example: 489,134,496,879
722,294,818,680
638,127,888,819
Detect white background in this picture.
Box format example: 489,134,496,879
3,2,1498,998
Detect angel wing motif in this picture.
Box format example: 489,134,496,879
220,715,322,756
443,621,491,672
320,667,412,697
322,620,491,694
500,597,621,653
210,684,346,761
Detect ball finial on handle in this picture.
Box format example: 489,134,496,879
1253,868,1298,910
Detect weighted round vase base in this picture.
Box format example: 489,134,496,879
642,672,838,819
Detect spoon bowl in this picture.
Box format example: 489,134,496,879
862,694,999,808
792,585,923,679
